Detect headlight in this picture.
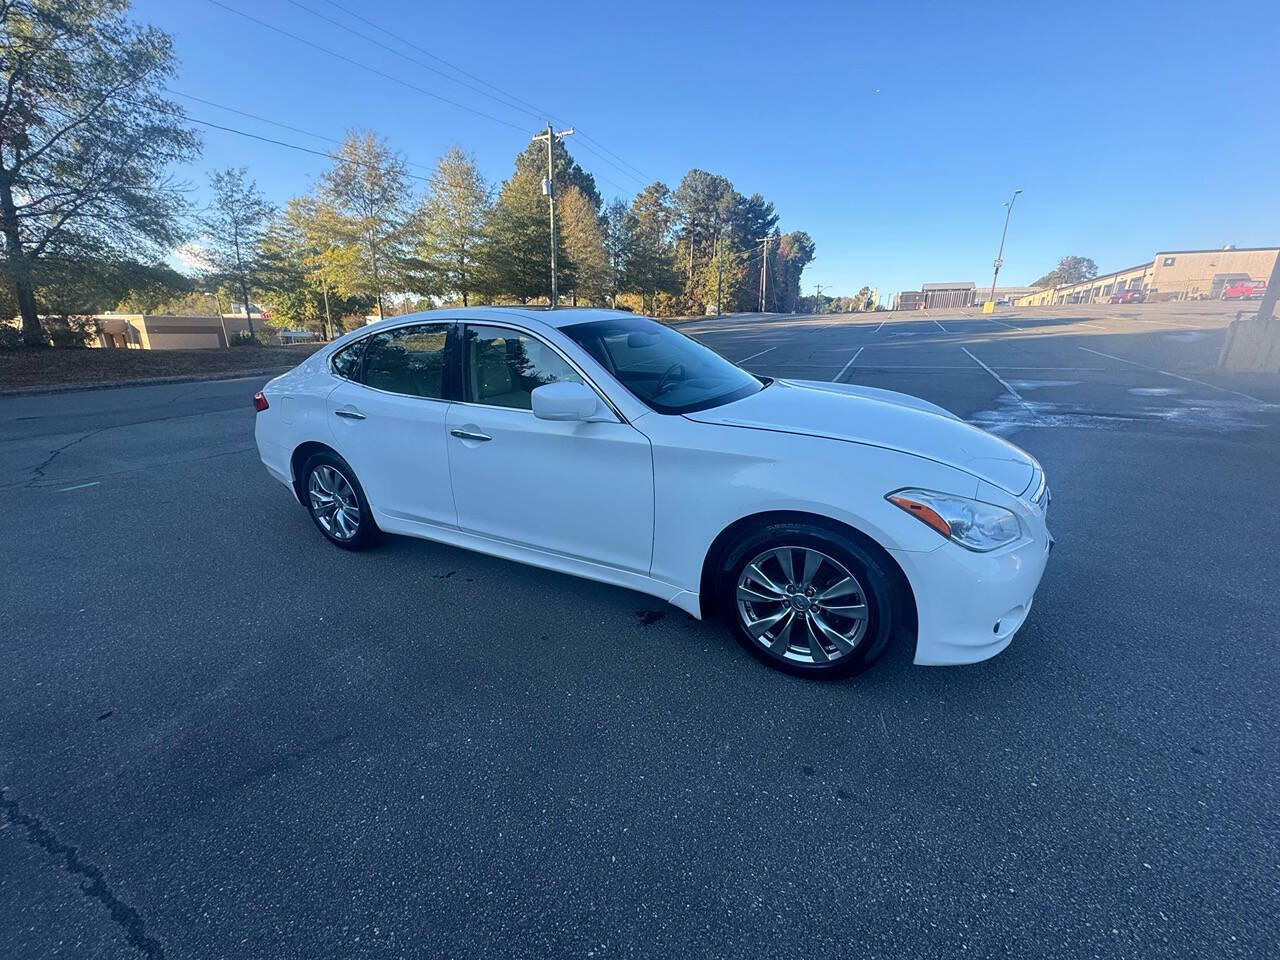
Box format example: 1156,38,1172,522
886,488,1022,552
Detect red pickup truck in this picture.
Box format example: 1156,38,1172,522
1221,281,1266,301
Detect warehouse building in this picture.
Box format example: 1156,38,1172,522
1016,246,1278,305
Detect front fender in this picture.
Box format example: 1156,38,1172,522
636,416,976,602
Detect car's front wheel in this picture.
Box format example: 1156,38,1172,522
301,452,377,551
718,523,900,679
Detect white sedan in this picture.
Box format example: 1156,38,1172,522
254,308,1051,679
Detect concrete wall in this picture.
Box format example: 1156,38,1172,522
1219,313,1280,373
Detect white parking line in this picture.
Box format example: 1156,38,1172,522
874,318,887,333
932,318,949,333
987,317,1020,330
1078,347,1264,402
833,346,864,382
737,346,776,363
961,347,1022,399
56,481,101,492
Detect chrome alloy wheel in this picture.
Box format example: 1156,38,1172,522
308,464,361,541
735,546,870,665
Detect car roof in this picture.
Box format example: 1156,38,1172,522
353,306,640,336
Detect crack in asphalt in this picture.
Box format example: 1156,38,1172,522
25,429,104,485
0,789,165,959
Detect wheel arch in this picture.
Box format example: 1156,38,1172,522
698,510,917,637
289,440,340,504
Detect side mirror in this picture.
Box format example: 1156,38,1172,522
531,381,603,422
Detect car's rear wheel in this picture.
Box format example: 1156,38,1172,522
717,523,899,679
301,452,377,550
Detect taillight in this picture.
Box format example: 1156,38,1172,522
252,391,269,412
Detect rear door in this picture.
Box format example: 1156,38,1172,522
325,322,458,528
445,323,654,573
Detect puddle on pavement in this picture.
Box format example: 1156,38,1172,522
1128,387,1183,396
1006,380,1080,390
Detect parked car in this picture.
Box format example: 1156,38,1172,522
254,309,1052,679
1221,281,1266,301
1108,289,1145,304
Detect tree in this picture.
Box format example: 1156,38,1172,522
767,231,816,313
258,196,370,336
623,182,680,314
416,146,489,306
481,164,573,303
0,0,199,346
36,258,188,344
730,193,779,311
558,185,608,305
199,167,272,342
320,131,415,318
601,198,634,307
1033,255,1098,289
512,136,601,212
673,169,735,311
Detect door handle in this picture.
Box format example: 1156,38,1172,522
334,409,366,420
450,428,492,442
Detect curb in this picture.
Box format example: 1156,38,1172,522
0,366,294,398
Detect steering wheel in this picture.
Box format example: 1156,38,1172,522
655,362,686,397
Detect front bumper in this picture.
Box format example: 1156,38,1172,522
890,508,1052,666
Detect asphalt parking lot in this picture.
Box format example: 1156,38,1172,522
3,303,1278,959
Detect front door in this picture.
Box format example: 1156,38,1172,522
326,322,457,528
446,323,654,574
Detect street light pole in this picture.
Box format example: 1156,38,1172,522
987,188,1022,310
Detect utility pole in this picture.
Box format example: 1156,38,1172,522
986,188,1022,312
531,122,574,308
714,234,723,316
814,283,826,314
757,235,775,312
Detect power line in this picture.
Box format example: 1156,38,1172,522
205,0,640,196
165,88,439,174
309,0,654,187
282,0,543,124
203,0,530,133
179,113,442,186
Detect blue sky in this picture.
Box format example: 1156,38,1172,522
136,0,1280,301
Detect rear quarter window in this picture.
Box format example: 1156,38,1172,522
330,340,364,381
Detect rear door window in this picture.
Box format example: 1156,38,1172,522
361,324,451,399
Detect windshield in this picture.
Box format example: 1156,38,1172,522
562,316,764,414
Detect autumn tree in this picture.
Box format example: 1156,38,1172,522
320,131,416,318
558,186,608,305
0,0,198,346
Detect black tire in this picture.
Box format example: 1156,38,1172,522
300,451,378,551
716,522,901,679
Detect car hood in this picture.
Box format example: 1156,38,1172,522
684,378,1036,495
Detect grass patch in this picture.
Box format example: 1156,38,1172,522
0,344,323,391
